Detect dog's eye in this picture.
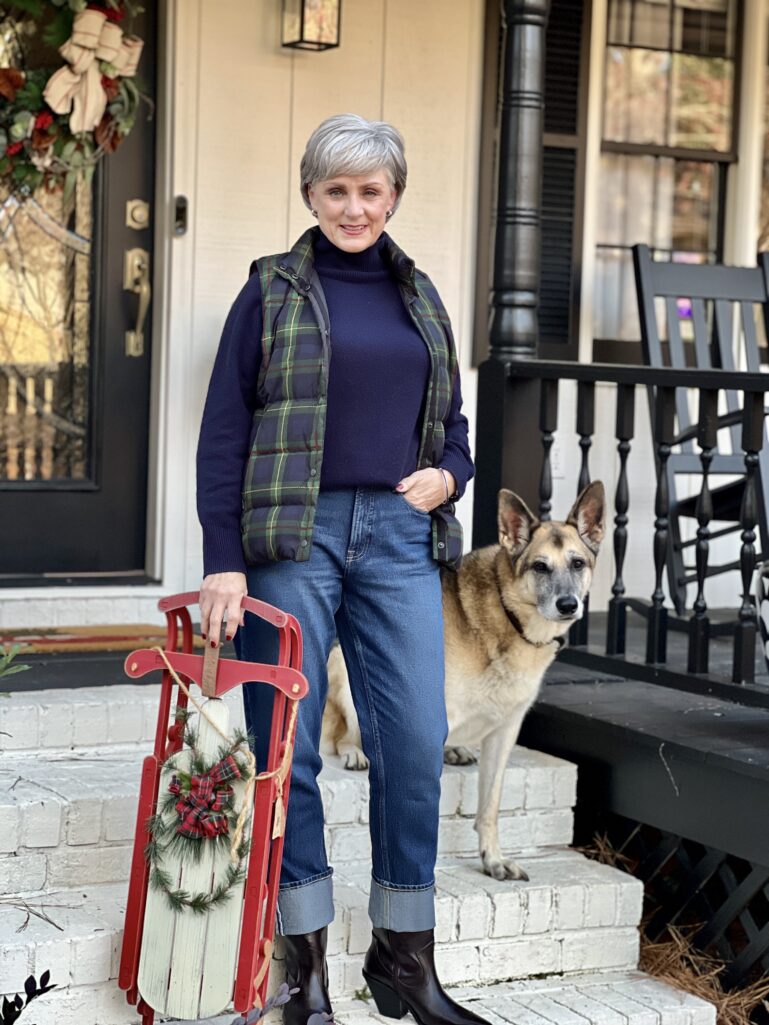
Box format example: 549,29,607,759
532,561,550,574
572,558,586,571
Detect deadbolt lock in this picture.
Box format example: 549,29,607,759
126,199,150,230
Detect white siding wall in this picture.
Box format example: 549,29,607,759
182,0,485,589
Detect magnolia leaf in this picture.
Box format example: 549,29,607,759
62,169,78,204
42,7,75,48
6,0,44,15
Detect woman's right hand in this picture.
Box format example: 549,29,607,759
200,572,248,644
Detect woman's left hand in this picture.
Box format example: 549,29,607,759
395,467,456,513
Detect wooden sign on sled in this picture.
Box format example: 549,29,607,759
118,591,309,1025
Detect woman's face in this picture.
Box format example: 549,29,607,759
307,168,397,252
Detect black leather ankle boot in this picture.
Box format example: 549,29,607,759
362,926,491,1024
281,926,333,1025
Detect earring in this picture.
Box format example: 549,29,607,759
311,209,318,218
385,210,393,220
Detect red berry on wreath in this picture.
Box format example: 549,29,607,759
34,111,53,131
6,142,23,156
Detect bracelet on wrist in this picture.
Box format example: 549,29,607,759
438,467,450,503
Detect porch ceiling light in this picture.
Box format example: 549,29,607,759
281,0,341,51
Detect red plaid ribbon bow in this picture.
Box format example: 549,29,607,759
169,754,242,839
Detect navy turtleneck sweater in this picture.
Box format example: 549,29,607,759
197,231,474,576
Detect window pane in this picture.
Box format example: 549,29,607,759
594,247,642,341
604,47,670,145
672,161,717,251
670,53,733,151
598,153,658,246
608,0,671,48
594,154,719,344
674,0,733,57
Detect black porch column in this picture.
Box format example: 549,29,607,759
473,0,550,548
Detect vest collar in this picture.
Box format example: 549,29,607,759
277,226,418,297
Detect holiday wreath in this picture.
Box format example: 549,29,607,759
0,0,147,200
145,701,256,916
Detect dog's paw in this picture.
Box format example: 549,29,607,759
341,746,369,771
443,745,478,765
481,851,529,881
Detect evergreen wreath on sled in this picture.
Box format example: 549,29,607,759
144,705,257,916
0,0,148,200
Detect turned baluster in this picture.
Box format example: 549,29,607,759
732,390,764,684
539,379,558,522
687,389,717,674
646,387,675,665
606,384,635,656
577,381,594,492
570,381,595,647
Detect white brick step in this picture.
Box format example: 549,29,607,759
0,852,644,1022
0,747,576,895
19,971,716,1025
0,684,233,754
329,973,715,1025
8,971,717,1025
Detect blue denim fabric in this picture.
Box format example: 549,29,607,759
236,487,448,935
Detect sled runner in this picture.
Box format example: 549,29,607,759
118,591,309,1025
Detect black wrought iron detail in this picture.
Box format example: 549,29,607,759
538,378,558,521
687,390,718,674
733,391,763,685
606,384,635,656
576,379,594,492
647,387,675,665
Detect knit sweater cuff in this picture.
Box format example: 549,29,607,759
439,454,471,502
202,523,248,578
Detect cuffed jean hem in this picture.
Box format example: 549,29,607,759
368,875,436,931
275,870,335,936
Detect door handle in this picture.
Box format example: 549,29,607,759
124,247,151,357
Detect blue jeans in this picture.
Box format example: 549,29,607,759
236,487,448,935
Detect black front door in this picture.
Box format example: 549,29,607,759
0,4,157,584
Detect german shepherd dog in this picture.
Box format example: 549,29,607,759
321,482,605,882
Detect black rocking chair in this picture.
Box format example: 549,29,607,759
632,243,769,616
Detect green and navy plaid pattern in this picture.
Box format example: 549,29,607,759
240,226,464,570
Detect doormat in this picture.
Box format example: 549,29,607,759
0,624,206,655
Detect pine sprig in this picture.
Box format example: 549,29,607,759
149,863,244,915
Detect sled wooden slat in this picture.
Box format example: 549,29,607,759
137,698,247,1020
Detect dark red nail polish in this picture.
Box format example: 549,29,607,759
201,632,207,640
210,640,217,648
225,634,232,642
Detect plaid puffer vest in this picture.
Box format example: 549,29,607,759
240,226,464,570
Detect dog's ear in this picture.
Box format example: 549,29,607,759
567,481,606,554
498,490,538,557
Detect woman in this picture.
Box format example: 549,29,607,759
196,114,486,1025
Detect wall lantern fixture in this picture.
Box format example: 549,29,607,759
281,0,341,51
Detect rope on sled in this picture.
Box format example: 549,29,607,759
152,646,299,847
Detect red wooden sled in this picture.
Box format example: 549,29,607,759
118,591,309,1025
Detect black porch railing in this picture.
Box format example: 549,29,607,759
498,360,769,709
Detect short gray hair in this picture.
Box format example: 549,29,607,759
300,113,407,215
